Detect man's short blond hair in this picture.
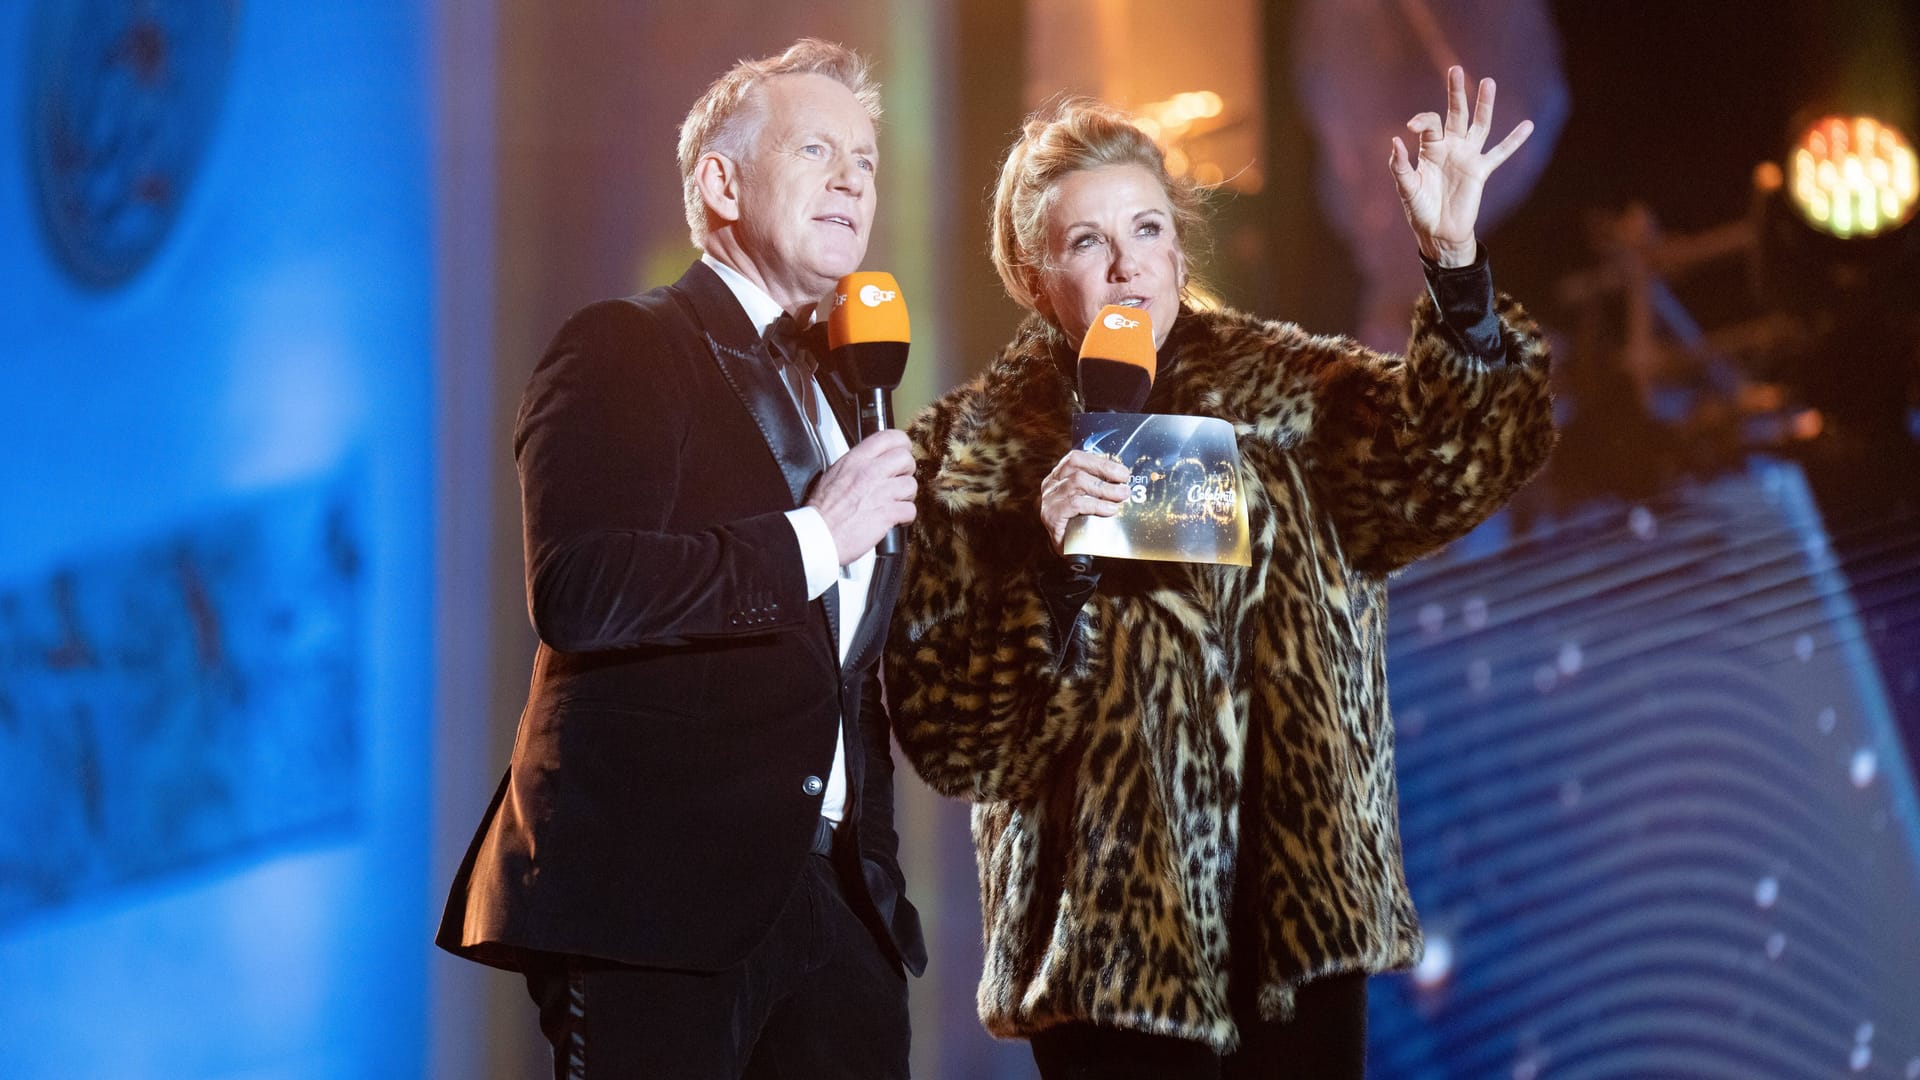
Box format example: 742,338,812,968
676,39,882,247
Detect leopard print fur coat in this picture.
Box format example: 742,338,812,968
886,291,1555,1050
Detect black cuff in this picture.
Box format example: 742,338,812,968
1420,245,1506,364
1037,555,1099,667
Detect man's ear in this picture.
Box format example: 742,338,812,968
695,152,743,226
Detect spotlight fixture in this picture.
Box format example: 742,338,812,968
1787,115,1917,239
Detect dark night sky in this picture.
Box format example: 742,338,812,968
1495,0,1920,309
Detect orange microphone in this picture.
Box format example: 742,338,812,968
1068,305,1157,572
1077,304,1157,413
826,271,912,553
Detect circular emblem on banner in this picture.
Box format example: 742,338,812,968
25,1,240,289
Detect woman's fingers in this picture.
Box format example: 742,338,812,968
1038,450,1140,549
1484,119,1535,169
1053,453,1130,497
1444,65,1470,137
1040,452,1133,541
1065,450,1131,484
1469,77,1496,141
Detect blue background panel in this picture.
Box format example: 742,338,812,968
0,3,434,1077
0,476,361,925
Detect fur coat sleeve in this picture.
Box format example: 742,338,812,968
1183,290,1556,576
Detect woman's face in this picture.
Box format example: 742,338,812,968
1033,164,1186,349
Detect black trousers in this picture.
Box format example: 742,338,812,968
523,850,909,1080
1029,971,1368,1080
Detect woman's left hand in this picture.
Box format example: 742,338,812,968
1390,65,1534,267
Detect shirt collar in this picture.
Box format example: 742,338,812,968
701,253,795,339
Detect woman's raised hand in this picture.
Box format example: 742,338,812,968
1389,65,1534,267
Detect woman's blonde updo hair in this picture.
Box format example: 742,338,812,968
990,99,1210,315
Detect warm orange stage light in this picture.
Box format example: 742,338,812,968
1788,115,1918,238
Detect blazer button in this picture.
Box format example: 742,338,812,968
802,775,824,796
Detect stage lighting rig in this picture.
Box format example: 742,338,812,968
1755,113,1919,301
1543,110,1919,510
1750,112,1920,468
1786,115,1916,239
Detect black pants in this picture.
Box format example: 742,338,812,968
523,853,909,1080
1029,971,1368,1080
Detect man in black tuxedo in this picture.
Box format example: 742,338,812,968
437,39,925,1079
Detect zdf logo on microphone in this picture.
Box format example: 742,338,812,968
1103,311,1140,330
859,283,898,307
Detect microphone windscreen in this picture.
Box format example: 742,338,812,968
828,272,910,349
828,271,911,392
1078,304,1157,412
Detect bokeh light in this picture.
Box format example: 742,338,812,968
1789,115,1918,238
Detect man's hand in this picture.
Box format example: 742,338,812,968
808,429,918,564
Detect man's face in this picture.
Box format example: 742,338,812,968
732,73,878,309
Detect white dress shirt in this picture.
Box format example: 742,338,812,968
702,254,874,826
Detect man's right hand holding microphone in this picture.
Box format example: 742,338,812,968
809,429,917,566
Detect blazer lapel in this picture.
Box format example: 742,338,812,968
822,365,858,446
672,261,823,508
841,551,902,676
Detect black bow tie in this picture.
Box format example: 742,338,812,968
765,313,822,376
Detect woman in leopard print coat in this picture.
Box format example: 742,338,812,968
886,78,1554,1078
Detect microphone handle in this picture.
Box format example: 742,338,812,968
860,387,903,556
1062,402,1112,575
859,387,894,435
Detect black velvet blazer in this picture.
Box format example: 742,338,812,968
438,261,924,976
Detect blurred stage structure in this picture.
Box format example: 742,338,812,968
1548,114,1919,504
